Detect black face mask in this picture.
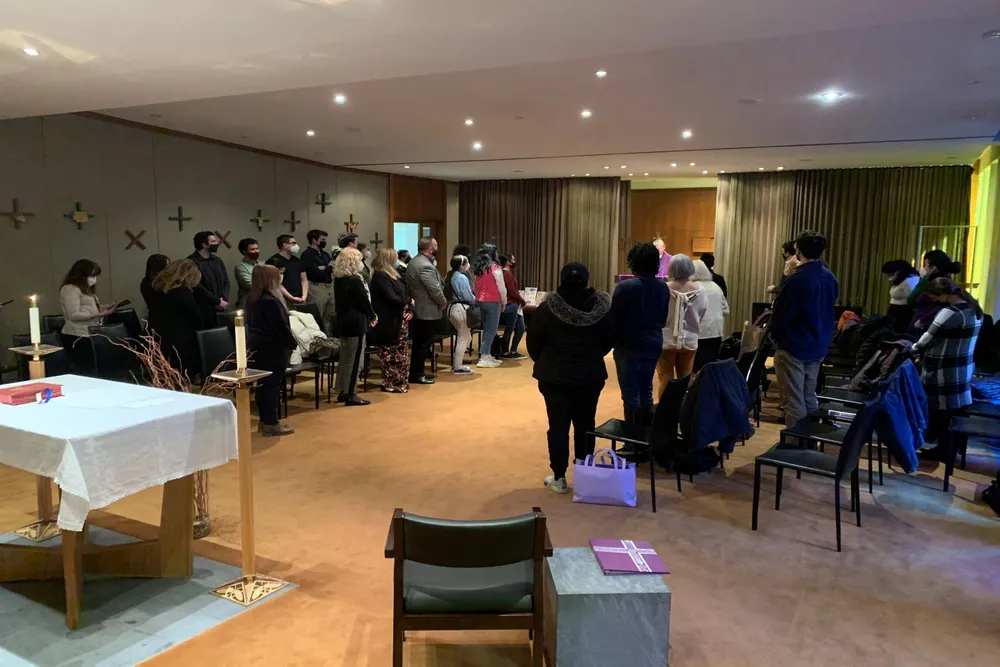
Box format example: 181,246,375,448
318,241,327,250
431,247,438,257
247,251,260,261
208,244,220,254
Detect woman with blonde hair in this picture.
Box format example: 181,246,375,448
370,247,412,393
692,258,730,372
334,247,378,405
148,258,206,377
245,264,297,435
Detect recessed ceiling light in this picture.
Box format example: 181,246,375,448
818,90,845,103
643,172,649,176
759,167,766,171
580,109,592,119
584,173,590,176
404,165,410,169
306,130,316,136
595,70,608,78
472,141,483,151
603,166,610,170
620,165,627,169
777,166,784,171
23,47,39,57
464,118,474,126
701,170,708,175
689,162,696,167
628,173,633,176
571,174,576,177
681,129,694,139
333,93,348,105
719,170,726,174
983,29,1000,39
670,163,677,168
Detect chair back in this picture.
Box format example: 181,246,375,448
196,327,237,380
834,397,881,480
745,338,772,398
649,375,691,455
11,332,70,380
42,314,64,335
736,350,755,377
216,311,237,336
88,323,138,381
293,302,322,326
106,308,143,339
397,511,542,568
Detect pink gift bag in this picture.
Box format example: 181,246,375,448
572,448,637,508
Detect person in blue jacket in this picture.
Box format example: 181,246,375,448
611,243,670,423
769,230,839,426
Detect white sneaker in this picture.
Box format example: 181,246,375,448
477,356,501,368
544,476,570,495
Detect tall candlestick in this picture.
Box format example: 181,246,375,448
28,295,40,346
234,310,247,373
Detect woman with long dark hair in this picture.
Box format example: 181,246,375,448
881,259,919,331
59,259,115,373
147,259,205,378
246,264,297,436
473,243,507,368
908,250,961,330
141,254,170,312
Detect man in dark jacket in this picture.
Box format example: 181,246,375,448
610,243,670,422
701,253,728,298
188,231,230,327
770,230,839,426
528,262,614,495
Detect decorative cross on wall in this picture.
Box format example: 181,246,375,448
64,202,96,230
169,206,193,232
284,211,301,233
124,229,147,251
249,209,270,232
315,192,332,213
1,198,35,230
369,232,383,250
214,229,232,249
343,214,359,233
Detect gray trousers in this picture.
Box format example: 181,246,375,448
335,334,365,395
773,349,820,427
307,282,335,334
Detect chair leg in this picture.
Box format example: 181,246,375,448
393,626,404,667
834,481,842,552
876,441,883,485
853,469,862,528
532,619,543,667
610,439,616,453
751,462,761,530
649,458,657,513
314,370,320,409
960,439,967,470
867,439,874,494
774,467,783,510
943,438,955,493
676,467,682,493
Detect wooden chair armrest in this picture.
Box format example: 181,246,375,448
543,527,553,557
384,508,403,558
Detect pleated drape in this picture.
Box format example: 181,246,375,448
716,166,972,333
459,177,626,292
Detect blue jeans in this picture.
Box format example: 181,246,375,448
500,303,526,355
616,350,657,410
479,301,502,357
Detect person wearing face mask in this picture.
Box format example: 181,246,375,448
357,243,373,283
405,236,447,384
235,238,262,310
188,231,230,327
59,259,116,374
246,264,297,436
498,253,527,360
268,234,308,306
907,249,962,331
300,229,334,332
766,241,800,297
880,259,919,332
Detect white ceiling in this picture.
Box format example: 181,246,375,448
3,0,999,181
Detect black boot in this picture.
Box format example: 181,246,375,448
624,405,636,424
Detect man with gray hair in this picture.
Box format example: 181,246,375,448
405,236,446,385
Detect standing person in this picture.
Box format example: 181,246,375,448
299,229,334,331
473,243,507,368
908,250,961,331
692,259,729,373
268,234,308,305
405,237,446,384
245,265,297,436
358,243,372,283
446,255,475,375
234,238,261,310
396,249,411,275
188,231,230,325
333,247,377,405
147,259,205,379
528,262,614,494
452,244,473,260
657,254,708,391
912,278,982,466
653,237,672,279
769,231,839,426
767,241,800,297
700,252,728,299
370,248,412,393
59,259,115,373
611,243,670,423
498,253,527,360
332,232,359,263
140,254,170,313
881,259,920,332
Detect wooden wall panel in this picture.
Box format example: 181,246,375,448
631,188,717,257
388,174,448,263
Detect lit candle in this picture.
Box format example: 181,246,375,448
234,310,247,373
28,295,40,346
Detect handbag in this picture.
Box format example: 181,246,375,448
572,448,637,508
460,302,482,329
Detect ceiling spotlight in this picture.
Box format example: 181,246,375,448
23,47,39,57
777,166,784,171
333,93,348,105
595,69,608,78
681,129,694,139
603,166,610,170
818,90,845,103
305,130,316,136
580,109,592,119
719,170,726,174
571,174,576,177
404,165,410,169
643,172,649,176
584,173,590,176
759,167,766,171
472,141,483,151
689,162,696,167
670,163,677,168
701,170,708,175
620,165,627,169
628,173,633,176
464,118,474,126
983,29,1000,39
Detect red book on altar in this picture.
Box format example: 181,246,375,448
589,539,669,575
0,383,63,406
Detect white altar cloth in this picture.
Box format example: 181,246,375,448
0,375,238,531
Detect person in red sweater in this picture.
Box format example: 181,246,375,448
499,253,527,360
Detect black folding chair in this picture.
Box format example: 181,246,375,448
88,323,140,382
106,308,143,339
195,327,236,381
42,314,64,335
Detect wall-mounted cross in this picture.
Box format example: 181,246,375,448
284,211,301,233
249,209,270,232
315,192,332,213
369,232,384,250
214,229,232,249
1,198,35,230
344,213,358,233
64,201,96,230
124,229,147,250
169,206,192,232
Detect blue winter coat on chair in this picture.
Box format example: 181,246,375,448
679,359,752,453
873,360,926,473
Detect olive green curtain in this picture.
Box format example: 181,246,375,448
715,166,973,334
459,177,627,292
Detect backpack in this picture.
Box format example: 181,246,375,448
717,333,742,361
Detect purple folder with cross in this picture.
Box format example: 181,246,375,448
589,539,668,575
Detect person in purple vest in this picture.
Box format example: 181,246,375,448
653,237,672,279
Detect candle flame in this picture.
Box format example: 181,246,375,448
29,294,37,305
236,310,244,317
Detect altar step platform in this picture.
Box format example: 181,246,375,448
0,526,294,667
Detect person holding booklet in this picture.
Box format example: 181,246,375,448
59,259,117,374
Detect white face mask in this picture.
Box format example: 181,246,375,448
358,260,365,272
919,267,928,277
289,244,300,255
87,276,98,287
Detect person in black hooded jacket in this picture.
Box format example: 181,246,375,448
528,262,614,495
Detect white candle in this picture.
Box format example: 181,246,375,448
234,310,248,372
28,295,40,346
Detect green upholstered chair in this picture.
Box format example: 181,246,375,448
384,507,552,667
